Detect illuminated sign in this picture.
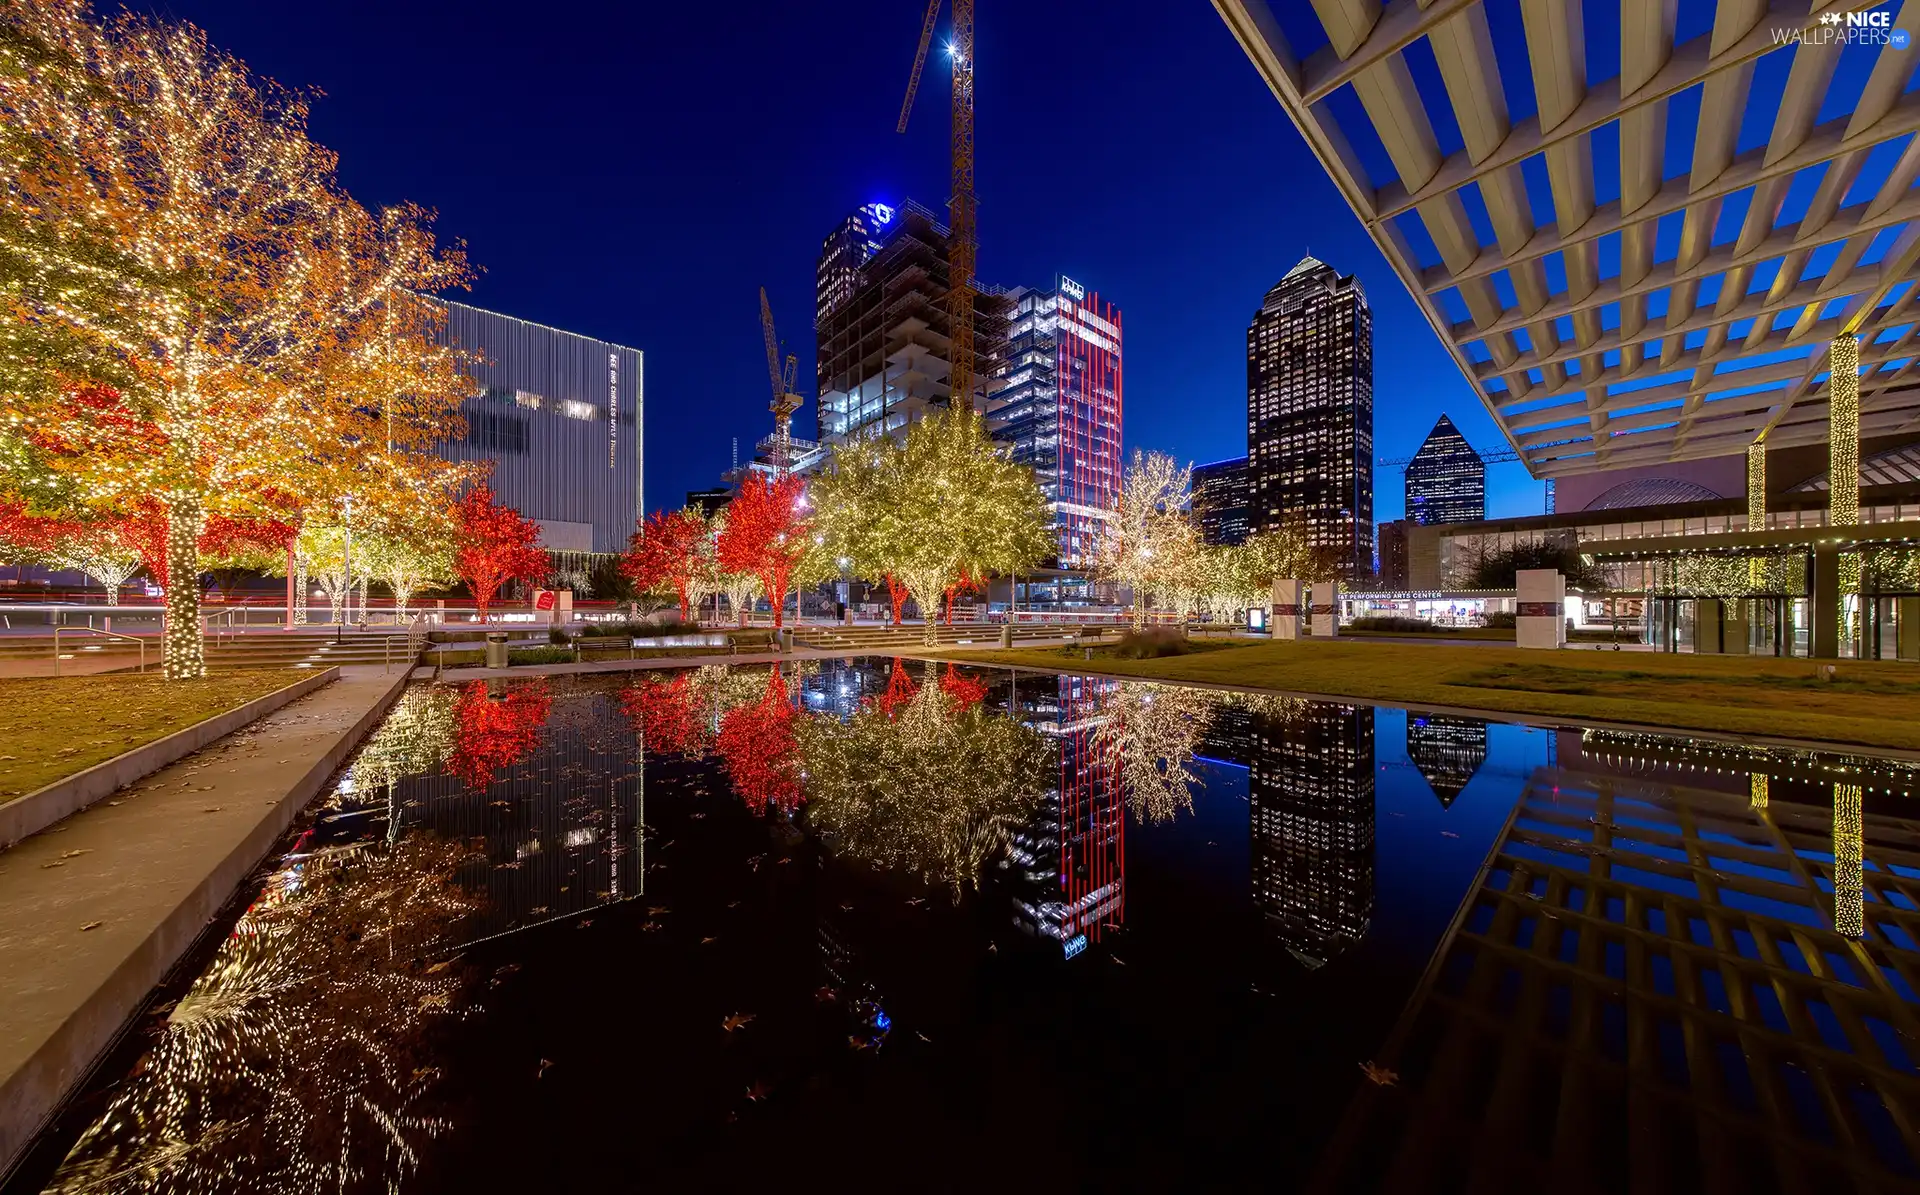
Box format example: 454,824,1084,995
607,352,619,468
1063,932,1088,960
1058,275,1085,302
871,203,895,225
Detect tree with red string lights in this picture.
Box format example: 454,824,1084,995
447,679,553,790
622,507,710,622
620,671,708,758
938,663,989,710
716,473,809,630
715,665,803,813
452,483,548,624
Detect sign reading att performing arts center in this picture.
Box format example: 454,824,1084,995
436,300,644,556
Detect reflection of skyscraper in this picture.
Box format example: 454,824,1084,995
1405,715,1487,808
1007,674,1125,956
1250,701,1374,966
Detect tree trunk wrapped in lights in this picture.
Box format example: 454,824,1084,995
162,494,205,678
716,474,809,631
1090,450,1196,630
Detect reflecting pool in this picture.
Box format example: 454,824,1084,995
16,659,1920,1193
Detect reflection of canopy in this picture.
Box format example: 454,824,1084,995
49,834,479,1193
717,666,803,812
448,679,552,789
802,679,1047,893
1093,682,1216,824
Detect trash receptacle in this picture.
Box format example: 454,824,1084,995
999,624,1012,649
778,627,793,653
484,632,509,669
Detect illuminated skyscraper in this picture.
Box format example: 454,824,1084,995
1405,414,1486,525
989,277,1123,565
1246,257,1373,579
814,200,1010,449
1377,519,1409,588
1192,456,1251,546
1250,701,1375,966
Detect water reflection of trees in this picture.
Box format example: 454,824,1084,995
801,666,1048,895
48,834,481,1195
716,665,805,812
1092,681,1217,824
447,679,552,789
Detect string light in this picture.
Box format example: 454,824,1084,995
1749,772,1768,810
1832,782,1864,939
1830,335,1862,607
1746,443,1766,589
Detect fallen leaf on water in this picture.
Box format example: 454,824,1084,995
1440,831,1460,839
529,906,549,916
1111,957,1127,967
1360,1061,1399,1086
576,919,593,929
847,1037,870,1051
425,956,460,974
647,906,669,915
839,903,854,912
700,936,718,945
915,1030,932,1043
814,986,838,1003
721,1013,755,1032
726,900,742,909
201,806,223,813
641,921,662,933
745,1080,772,1102
538,1058,554,1079
905,897,926,907
39,861,66,870
79,921,102,932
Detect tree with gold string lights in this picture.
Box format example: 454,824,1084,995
0,3,474,677
1091,450,1195,629
812,409,1052,645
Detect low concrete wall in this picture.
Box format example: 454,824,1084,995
0,668,341,850
0,667,411,1180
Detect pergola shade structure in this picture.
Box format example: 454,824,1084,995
1212,0,1920,482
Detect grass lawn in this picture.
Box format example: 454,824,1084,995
0,670,308,800
933,639,1920,753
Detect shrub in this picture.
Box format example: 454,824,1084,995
508,646,576,666
1484,611,1517,629
1348,615,1437,633
1113,627,1196,659
548,627,570,645
576,617,705,639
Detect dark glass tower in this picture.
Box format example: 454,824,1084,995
1192,456,1251,546
1246,257,1373,579
1405,414,1486,525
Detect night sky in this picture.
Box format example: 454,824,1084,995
136,0,1547,522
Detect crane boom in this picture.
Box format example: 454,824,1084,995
758,286,784,403
896,0,942,134
947,0,977,414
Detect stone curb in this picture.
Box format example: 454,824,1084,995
0,668,342,851
0,666,411,1182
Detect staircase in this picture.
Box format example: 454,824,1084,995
0,627,425,674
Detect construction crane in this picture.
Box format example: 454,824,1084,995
759,285,802,475
897,0,978,414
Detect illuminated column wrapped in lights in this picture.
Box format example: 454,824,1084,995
1830,337,1862,615
1746,444,1766,589
1749,772,1768,809
1832,782,1864,940
162,496,207,679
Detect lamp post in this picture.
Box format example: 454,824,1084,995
838,556,851,626
338,494,353,639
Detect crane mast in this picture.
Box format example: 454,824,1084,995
759,286,802,475
897,0,979,416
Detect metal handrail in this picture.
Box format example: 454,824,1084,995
53,626,146,675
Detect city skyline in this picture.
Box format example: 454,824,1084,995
134,0,1541,528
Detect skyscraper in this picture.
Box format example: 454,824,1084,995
1246,256,1373,579
814,200,1010,449
1404,715,1488,808
1377,519,1409,588
988,276,1122,566
815,201,895,327
1191,456,1251,546
1405,414,1485,525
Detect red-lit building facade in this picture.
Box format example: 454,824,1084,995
988,276,1122,567
1007,674,1125,957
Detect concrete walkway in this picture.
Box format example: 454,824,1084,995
0,664,412,1180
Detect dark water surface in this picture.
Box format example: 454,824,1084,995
13,658,1920,1193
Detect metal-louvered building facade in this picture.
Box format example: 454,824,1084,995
437,300,644,556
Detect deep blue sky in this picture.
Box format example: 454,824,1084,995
140,0,1546,522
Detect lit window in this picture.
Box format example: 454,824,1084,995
563,400,597,421
515,390,543,409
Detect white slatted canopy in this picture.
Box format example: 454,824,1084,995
1212,0,1920,480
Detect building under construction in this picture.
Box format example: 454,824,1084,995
814,198,1010,449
